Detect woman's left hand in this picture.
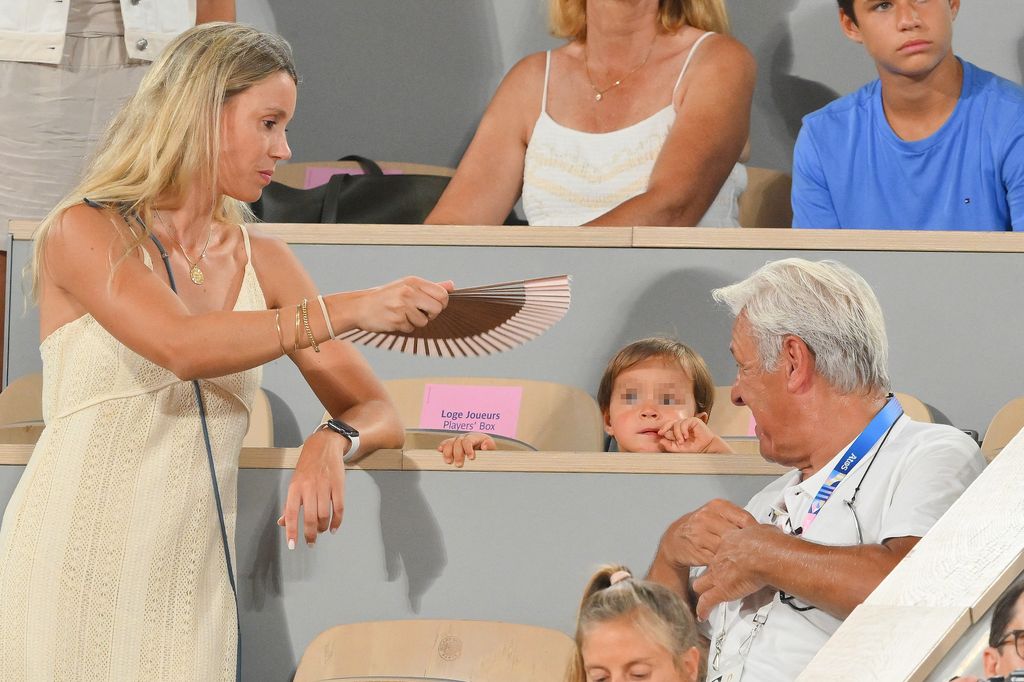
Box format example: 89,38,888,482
278,427,347,548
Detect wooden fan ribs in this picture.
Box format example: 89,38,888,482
337,275,571,357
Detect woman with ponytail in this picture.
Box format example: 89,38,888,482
428,0,755,228
570,565,702,682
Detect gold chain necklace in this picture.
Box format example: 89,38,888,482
583,33,658,102
155,211,213,285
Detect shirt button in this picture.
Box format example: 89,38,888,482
136,38,148,51
130,0,140,4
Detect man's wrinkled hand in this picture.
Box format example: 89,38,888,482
657,499,758,570
693,523,781,620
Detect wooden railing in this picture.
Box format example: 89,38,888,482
9,220,1024,252
0,442,785,475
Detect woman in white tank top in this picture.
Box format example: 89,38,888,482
427,0,755,228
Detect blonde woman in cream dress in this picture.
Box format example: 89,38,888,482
0,24,451,680
427,0,754,227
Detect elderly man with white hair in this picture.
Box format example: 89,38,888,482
648,258,986,682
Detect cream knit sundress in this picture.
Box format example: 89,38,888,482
0,225,264,681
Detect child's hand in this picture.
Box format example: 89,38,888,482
657,418,730,454
438,432,496,467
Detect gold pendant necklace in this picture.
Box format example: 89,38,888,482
584,32,658,102
155,211,213,285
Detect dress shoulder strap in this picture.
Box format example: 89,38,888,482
673,31,716,94
541,50,552,114
238,223,253,265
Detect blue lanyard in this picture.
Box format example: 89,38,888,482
802,396,903,531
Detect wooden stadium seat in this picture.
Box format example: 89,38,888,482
739,167,793,228
292,619,574,682
0,372,43,425
707,386,753,438
708,387,934,439
892,391,933,423
982,397,1024,461
273,160,455,189
380,377,604,452
0,373,44,443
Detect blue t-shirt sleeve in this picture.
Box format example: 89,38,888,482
1002,111,1024,231
791,123,840,229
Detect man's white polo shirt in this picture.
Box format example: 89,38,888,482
694,415,985,682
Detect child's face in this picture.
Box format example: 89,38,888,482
581,616,697,682
604,357,707,453
839,0,958,79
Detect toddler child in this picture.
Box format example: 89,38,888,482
439,337,731,465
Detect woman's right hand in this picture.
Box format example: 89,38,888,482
338,277,453,334
438,432,496,467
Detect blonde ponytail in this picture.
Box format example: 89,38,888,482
567,565,700,682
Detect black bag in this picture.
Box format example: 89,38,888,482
251,155,525,225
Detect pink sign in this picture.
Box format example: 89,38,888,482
748,412,758,436
418,384,524,437
304,166,404,189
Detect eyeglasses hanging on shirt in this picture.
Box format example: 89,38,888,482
772,395,904,613
707,395,905,682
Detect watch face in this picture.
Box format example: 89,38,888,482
327,419,359,438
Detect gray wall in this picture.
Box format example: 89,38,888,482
6,239,1023,441
3,0,1018,238
241,0,1024,173
0,463,777,680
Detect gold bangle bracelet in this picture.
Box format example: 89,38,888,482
274,308,287,355
301,298,320,352
293,303,301,353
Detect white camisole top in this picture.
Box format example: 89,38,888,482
522,31,747,227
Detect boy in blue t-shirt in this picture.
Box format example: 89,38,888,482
792,0,1024,230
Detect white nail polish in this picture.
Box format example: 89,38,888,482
288,539,295,550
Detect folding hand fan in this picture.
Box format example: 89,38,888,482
336,275,570,356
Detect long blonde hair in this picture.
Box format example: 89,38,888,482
549,0,730,41
29,22,297,299
567,565,700,682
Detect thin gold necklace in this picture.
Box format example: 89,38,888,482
155,210,213,286
583,32,658,102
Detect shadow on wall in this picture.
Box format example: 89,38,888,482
729,0,840,170
237,472,295,681
266,388,302,447
768,2,843,142
368,469,447,611
603,267,742,389
1019,34,1024,80
271,0,506,168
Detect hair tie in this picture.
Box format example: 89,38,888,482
609,570,632,585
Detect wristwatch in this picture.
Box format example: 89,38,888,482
319,418,360,462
